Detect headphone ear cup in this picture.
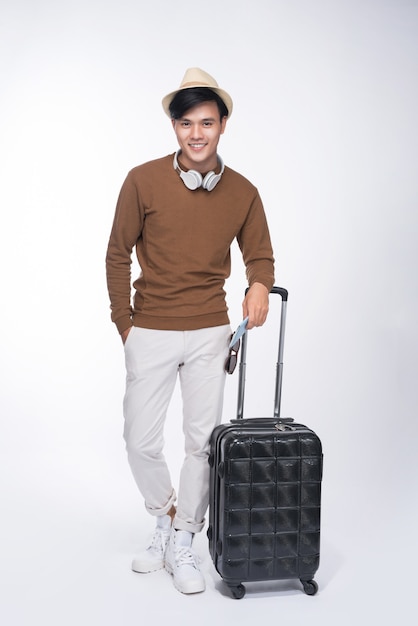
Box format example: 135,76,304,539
180,169,203,190
202,171,221,191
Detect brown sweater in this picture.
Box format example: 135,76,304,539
106,153,275,334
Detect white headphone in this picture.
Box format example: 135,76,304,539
173,150,225,191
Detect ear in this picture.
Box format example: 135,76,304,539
220,116,227,135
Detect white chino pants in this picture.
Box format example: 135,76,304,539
123,325,230,534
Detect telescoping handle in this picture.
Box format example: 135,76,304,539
236,286,288,420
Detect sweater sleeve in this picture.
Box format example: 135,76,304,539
105,171,144,334
236,191,275,291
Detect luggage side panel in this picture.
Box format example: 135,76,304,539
208,424,231,564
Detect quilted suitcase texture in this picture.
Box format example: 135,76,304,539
207,287,323,599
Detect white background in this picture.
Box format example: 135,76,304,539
0,0,417,623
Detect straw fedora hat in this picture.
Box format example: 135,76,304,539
162,67,233,118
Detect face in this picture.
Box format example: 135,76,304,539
171,101,227,173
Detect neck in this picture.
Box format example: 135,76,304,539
177,150,219,174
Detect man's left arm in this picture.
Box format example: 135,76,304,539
238,192,275,329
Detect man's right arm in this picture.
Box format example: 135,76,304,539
105,172,143,338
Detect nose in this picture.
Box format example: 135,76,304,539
190,123,203,139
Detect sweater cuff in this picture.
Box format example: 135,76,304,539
114,316,133,335
249,276,275,293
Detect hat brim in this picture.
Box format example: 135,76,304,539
162,85,233,118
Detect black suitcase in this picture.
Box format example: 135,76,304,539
208,286,323,599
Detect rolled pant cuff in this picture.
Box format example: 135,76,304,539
173,515,205,534
145,489,177,517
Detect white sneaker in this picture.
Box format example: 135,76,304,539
132,515,172,573
165,529,206,594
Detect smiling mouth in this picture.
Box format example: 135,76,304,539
189,143,206,149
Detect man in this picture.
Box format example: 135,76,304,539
106,68,275,594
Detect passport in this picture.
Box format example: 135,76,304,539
229,317,249,349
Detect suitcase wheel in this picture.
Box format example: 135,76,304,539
301,579,318,596
227,583,246,599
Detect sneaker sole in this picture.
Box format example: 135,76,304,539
132,560,164,573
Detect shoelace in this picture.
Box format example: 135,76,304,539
148,528,170,554
174,546,200,569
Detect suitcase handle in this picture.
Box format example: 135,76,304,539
231,418,294,424
269,286,288,301
230,417,295,431
236,286,288,420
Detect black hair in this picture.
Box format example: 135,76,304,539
169,87,229,121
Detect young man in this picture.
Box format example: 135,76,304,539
106,68,275,594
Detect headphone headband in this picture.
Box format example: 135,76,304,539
173,151,224,191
